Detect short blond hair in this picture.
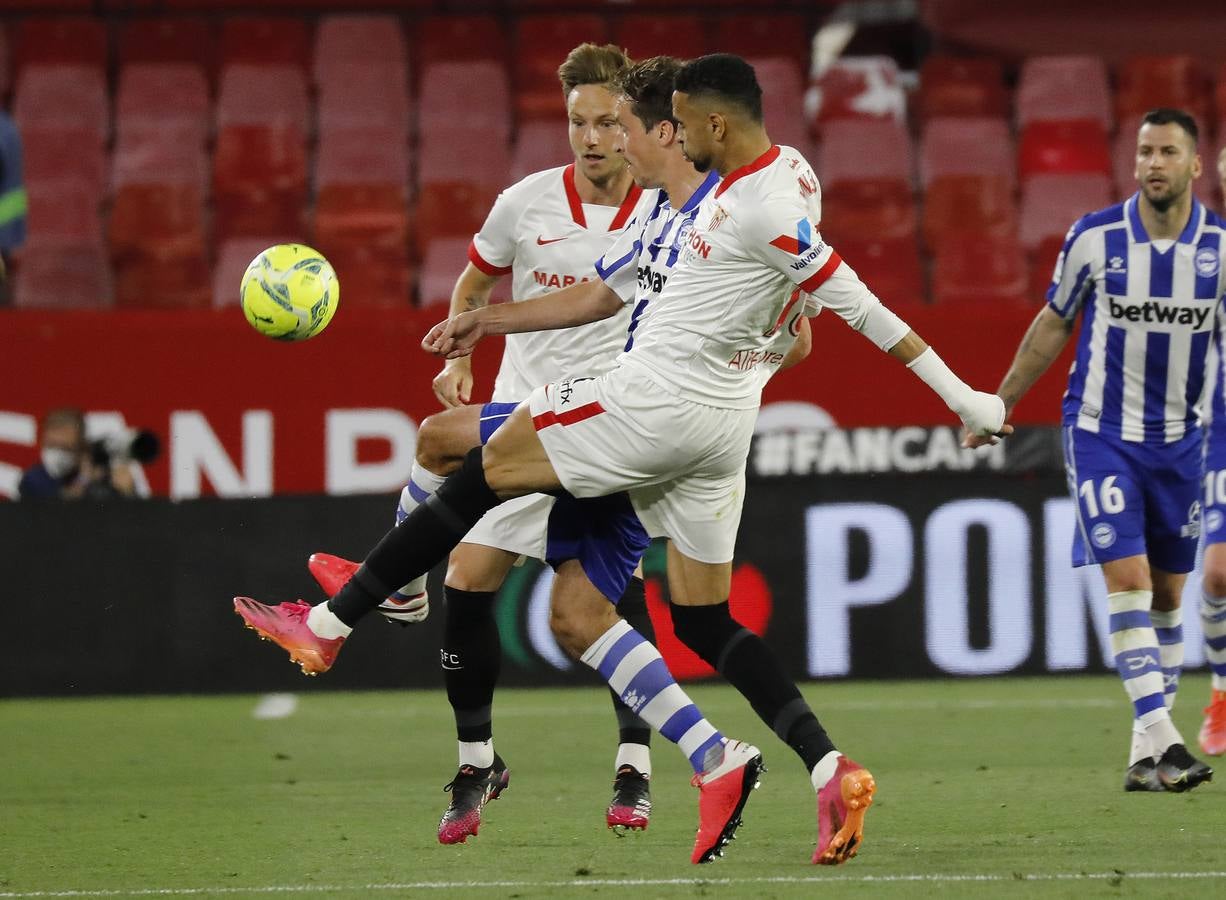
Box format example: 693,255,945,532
557,43,632,96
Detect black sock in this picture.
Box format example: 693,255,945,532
328,448,500,626
442,587,501,743
607,577,652,747
669,600,835,771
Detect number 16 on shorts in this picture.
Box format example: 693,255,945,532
1077,475,1133,557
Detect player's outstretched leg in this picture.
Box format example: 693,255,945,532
576,617,763,863
606,577,654,832
235,447,504,672
438,753,510,845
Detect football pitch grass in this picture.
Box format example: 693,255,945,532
4,677,1225,899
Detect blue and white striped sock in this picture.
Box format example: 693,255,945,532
581,620,725,774
390,463,446,599
1109,590,1181,753
1149,607,1183,709
1201,590,1226,692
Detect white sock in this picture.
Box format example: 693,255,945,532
1202,590,1226,691
1107,590,1181,753
615,742,651,777
1128,721,1155,766
810,749,841,791
1149,607,1183,709
306,602,352,640
458,739,494,769
392,463,446,598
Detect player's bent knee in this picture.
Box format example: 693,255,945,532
1204,567,1226,599
417,414,462,475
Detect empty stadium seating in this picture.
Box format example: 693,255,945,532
1020,173,1113,249
1116,55,1211,129
513,15,609,121
917,55,1009,121
1015,56,1112,130
933,234,1029,306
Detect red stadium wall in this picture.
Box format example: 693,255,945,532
0,305,1072,499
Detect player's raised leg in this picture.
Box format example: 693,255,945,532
307,403,488,623
549,558,762,863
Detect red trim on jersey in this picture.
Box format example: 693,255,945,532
714,145,781,198
609,183,643,231
562,164,586,227
468,241,512,277
532,401,606,430
799,251,844,293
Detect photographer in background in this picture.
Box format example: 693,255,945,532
18,407,141,501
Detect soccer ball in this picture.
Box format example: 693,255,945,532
239,244,339,341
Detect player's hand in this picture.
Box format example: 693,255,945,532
432,360,473,408
422,311,486,359
958,392,1013,446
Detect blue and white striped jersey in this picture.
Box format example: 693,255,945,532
595,171,720,351
1047,193,1226,444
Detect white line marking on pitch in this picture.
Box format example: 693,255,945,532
4,871,1226,896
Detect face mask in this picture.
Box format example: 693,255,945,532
41,447,79,479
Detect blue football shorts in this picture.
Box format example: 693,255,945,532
478,400,648,602
1063,425,1201,573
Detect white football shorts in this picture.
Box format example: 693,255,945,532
526,366,756,563
461,493,553,559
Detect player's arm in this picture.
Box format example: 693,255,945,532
961,306,1073,448
432,264,501,406
778,314,812,371
423,280,623,359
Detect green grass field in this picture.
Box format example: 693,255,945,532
3,676,1224,899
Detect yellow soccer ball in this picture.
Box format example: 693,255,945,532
239,244,339,341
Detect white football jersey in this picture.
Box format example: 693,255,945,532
612,145,898,409
468,164,648,401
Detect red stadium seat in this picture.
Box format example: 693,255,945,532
1029,234,1066,303
117,17,213,74
26,180,101,242
1015,56,1111,130
612,14,706,61
1116,55,1211,130
318,242,412,309
0,23,10,98
116,63,211,147
922,175,1017,250
313,15,407,85
1216,63,1226,138
713,14,811,70
917,55,1009,122
108,180,209,309
417,237,470,308
15,238,112,309
920,117,1013,187
836,237,926,307
1020,173,1112,250
818,178,916,244
510,121,572,182
14,65,108,141
751,57,810,150
1018,119,1111,181
415,16,504,67
932,234,1028,307
818,120,912,190
113,131,209,192
317,62,410,136
21,126,106,201
513,15,610,121
1112,122,1143,199
414,182,500,257
808,56,906,130
214,65,310,240
315,130,410,257
14,17,106,73
418,127,510,190
220,17,311,73
418,61,511,139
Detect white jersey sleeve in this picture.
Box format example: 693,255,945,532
741,193,910,351
1045,219,1097,320
469,183,527,276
